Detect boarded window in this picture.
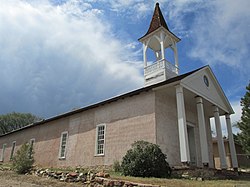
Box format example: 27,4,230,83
96,124,106,155
10,141,16,160
59,132,68,159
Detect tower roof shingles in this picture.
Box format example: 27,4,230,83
139,2,180,41
146,2,169,35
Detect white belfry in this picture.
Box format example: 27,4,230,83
139,3,180,86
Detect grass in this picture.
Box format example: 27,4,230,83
0,170,82,187
109,171,250,187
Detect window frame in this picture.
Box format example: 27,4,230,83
58,131,68,159
95,124,106,156
10,141,16,160
0,143,7,162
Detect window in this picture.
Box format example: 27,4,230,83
0,144,7,161
59,131,68,159
96,124,106,155
203,75,209,87
10,141,16,160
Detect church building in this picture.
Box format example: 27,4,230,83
0,3,238,170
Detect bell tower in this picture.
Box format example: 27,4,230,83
139,3,181,86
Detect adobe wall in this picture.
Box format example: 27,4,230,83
0,117,70,166
65,90,156,167
0,90,156,167
155,88,182,166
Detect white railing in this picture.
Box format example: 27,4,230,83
144,59,178,75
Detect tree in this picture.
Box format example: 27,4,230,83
11,142,34,174
237,82,250,154
0,112,42,135
121,140,171,178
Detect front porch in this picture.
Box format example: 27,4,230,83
175,83,238,170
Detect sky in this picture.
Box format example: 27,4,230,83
0,0,249,134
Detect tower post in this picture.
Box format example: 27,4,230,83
160,32,165,60
143,42,147,68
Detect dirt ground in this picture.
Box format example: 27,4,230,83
0,171,82,187
1,170,250,187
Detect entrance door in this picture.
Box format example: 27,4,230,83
187,124,197,166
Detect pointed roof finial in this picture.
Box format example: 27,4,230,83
145,2,169,36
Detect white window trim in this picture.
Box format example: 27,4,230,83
0,143,7,162
95,123,106,156
10,141,16,160
58,131,68,159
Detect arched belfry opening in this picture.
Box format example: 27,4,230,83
139,3,181,86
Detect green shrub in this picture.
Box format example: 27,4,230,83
11,142,34,174
113,160,121,172
121,140,171,178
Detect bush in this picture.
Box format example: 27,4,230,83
113,160,122,172
121,140,171,178
12,142,34,174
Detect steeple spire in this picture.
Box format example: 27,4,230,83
139,3,181,86
144,2,169,37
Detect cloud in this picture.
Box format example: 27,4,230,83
0,1,143,118
188,0,250,71
88,0,154,20
230,100,242,134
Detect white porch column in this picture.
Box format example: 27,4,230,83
213,106,227,169
196,96,209,166
176,85,190,163
225,114,238,169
